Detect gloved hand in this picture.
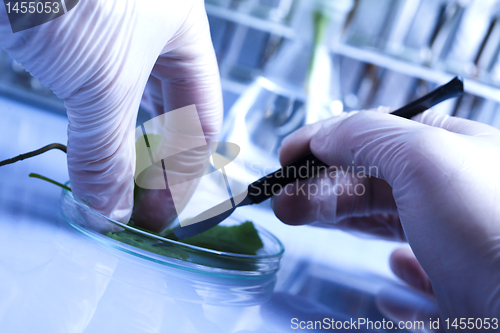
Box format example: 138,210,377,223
376,247,443,332
272,108,500,319
0,0,222,231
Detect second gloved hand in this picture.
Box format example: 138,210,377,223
272,109,500,319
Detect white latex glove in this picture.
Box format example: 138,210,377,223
0,0,223,230
272,109,500,319
376,247,443,333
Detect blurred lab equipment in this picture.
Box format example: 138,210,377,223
3,0,500,120
207,0,500,133
197,0,500,180
220,0,353,172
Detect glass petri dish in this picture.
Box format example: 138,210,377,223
58,186,284,279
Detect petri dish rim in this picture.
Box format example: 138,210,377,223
65,219,273,280
60,185,285,278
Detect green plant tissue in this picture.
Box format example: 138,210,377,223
27,166,265,258
181,221,264,255
108,221,264,258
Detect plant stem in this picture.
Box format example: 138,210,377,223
29,173,72,192
0,143,67,167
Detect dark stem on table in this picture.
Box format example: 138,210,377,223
0,143,67,167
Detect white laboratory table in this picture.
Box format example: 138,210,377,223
0,96,414,333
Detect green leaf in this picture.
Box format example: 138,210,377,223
107,221,264,259
180,221,264,255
